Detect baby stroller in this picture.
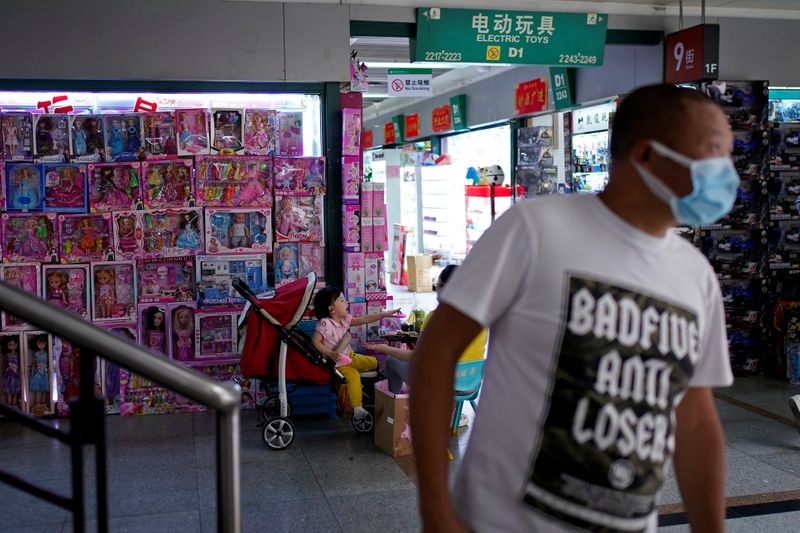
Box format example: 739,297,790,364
235,274,379,450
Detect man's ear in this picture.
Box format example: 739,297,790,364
630,140,653,166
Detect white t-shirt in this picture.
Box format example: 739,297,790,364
441,194,732,533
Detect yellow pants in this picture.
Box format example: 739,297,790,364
338,354,377,408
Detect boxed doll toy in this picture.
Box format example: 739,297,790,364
0,166,5,209
204,208,272,254
140,208,204,258
137,257,196,303
23,331,53,416
278,111,303,156
244,109,279,156
342,157,360,202
0,332,25,412
141,160,194,208
211,109,244,155
69,115,105,163
196,254,267,306
142,111,178,160
343,204,361,251
299,243,325,283
138,303,168,357
58,213,113,263
101,323,138,414
0,263,41,331
103,114,143,163
90,261,137,322
88,162,141,212
274,243,299,287
43,164,87,212
344,252,365,301
194,309,239,360
273,157,326,195
52,337,103,417
274,195,323,242
167,302,196,362
176,109,210,156
195,156,272,208
43,264,91,319
2,213,58,263
33,114,70,162
111,210,142,259
2,112,34,161
6,163,43,212
342,108,361,157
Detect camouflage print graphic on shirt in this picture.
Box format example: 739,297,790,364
523,275,698,533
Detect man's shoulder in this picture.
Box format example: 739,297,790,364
511,194,591,224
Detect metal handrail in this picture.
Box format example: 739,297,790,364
0,280,241,532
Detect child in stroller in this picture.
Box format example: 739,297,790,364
312,287,399,422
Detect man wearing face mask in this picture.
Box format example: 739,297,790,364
410,84,736,533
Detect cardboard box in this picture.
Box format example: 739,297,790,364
407,254,433,292
374,381,413,458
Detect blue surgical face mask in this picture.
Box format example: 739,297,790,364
631,141,740,226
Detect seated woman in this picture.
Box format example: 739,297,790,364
363,265,487,394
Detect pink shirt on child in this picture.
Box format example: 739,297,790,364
315,315,353,367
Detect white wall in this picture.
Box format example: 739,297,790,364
0,0,350,83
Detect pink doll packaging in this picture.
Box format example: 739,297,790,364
0,165,5,210
138,303,168,357
374,207,388,252
361,182,374,217
195,156,272,208
348,302,367,344
43,164,88,212
58,213,112,263
342,108,361,157
0,263,41,331
342,157,360,202
141,160,194,209
33,114,70,163
69,115,105,163
194,309,239,361
103,114,144,163
196,254,267,306
361,217,374,253
211,109,244,155
23,331,53,416
137,257,196,303
140,208,204,258
111,210,143,259
53,336,103,417
344,252,365,301
204,208,272,255
373,182,385,208
2,213,58,263
274,195,323,242
142,111,178,160
244,109,279,156
88,162,141,212
273,157,326,196
343,204,360,251
100,324,137,414
299,243,325,283
6,163,44,212
1,332,25,412
90,261,137,323
43,264,90,320
274,243,299,288
167,301,196,363
278,112,303,156
365,254,385,294
176,109,210,156
2,112,34,161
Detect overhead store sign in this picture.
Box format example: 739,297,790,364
550,67,575,110
450,94,468,131
384,122,396,144
363,130,373,149
664,24,720,84
388,69,433,97
413,8,608,66
572,101,616,134
405,114,421,138
515,78,548,116
432,105,452,133
391,114,406,142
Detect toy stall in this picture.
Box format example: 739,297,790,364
0,85,347,417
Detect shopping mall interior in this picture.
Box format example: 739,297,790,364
1,0,800,531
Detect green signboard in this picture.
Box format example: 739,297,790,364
391,114,406,143
450,94,467,131
413,8,608,66
549,67,575,110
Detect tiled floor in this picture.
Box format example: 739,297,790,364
1,376,799,532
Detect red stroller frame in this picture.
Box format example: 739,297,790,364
235,274,349,450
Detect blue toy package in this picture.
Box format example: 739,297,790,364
103,114,144,163
787,343,800,384
5,163,44,212
195,254,267,306
204,208,272,255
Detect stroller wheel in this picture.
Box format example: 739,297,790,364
351,408,374,433
260,396,291,422
262,417,295,450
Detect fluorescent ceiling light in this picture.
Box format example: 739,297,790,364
365,61,464,69
363,94,389,99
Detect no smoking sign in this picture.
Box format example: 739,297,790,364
391,79,405,92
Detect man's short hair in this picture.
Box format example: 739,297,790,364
609,84,717,160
